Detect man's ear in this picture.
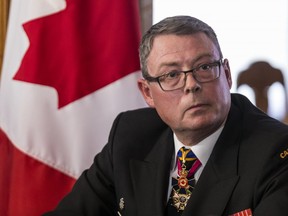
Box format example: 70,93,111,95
137,79,155,107
223,59,232,89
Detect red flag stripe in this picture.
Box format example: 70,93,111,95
0,128,76,215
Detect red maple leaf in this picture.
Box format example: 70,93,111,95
13,0,141,108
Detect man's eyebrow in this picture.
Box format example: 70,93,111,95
158,62,180,68
158,54,215,69
190,54,215,63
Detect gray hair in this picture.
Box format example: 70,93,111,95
139,16,223,78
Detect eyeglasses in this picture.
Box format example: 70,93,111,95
144,59,223,91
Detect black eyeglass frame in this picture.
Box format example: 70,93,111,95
144,59,223,91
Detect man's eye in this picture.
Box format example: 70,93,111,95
166,71,181,79
199,64,212,71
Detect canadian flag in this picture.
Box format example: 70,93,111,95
0,0,146,215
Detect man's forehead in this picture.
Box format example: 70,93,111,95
148,34,217,64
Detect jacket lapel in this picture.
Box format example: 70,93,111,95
183,102,243,216
182,161,240,216
129,128,174,216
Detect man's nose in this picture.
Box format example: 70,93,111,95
184,73,201,93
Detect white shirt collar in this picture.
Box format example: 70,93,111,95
172,125,224,179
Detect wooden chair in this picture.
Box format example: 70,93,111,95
237,61,288,123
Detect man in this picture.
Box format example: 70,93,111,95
44,16,288,216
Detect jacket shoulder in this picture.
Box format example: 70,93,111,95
115,108,167,131
231,93,288,132
108,108,170,150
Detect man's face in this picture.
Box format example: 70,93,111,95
138,33,232,142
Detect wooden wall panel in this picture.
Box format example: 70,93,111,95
0,0,10,74
139,0,153,35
